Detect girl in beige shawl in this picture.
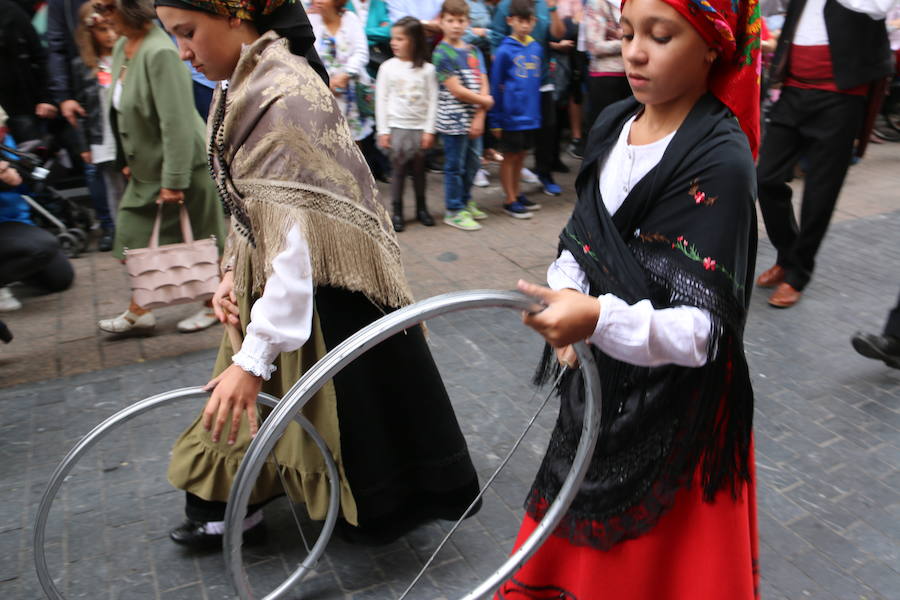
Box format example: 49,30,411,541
155,0,480,547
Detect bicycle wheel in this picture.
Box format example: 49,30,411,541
224,290,602,600
33,388,339,600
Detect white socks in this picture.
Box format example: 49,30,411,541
201,510,263,535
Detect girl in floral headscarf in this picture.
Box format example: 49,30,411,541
497,0,761,597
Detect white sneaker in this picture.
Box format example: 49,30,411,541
177,308,219,333
520,167,539,184
473,168,489,188
0,287,22,312
98,309,156,333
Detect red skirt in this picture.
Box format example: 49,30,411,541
497,449,759,600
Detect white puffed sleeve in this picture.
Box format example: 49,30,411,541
546,250,712,368
231,225,314,380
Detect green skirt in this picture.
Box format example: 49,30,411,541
167,287,360,524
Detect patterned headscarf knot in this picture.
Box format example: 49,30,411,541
621,0,762,157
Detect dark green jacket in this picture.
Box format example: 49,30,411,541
110,25,207,189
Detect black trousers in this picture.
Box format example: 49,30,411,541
534,90,558,177
757,87,866,291
584,76,632,135
0,221,74,291
885,289,900,338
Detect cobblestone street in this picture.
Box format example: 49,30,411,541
1,144,898,599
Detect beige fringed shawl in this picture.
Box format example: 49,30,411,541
211,31,413,308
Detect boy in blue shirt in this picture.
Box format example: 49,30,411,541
433,0,495,231
489,0,542,218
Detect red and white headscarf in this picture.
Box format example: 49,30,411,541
623,0,762,157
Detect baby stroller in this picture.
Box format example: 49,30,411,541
0,135,93,257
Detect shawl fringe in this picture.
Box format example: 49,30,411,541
229,181,414,309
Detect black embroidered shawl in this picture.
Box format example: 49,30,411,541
528,93,757,550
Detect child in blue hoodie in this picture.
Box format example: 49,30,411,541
488,0,543,219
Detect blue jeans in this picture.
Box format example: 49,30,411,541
441,134,483,212
83,162,114,231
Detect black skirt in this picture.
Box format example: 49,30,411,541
315,286,480,533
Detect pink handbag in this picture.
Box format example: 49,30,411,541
125,202,220,310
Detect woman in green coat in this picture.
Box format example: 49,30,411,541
96,0,225,334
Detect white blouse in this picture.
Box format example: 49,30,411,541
546,115,713,368
231,225,313,380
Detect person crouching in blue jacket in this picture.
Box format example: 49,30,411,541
488,0,543,220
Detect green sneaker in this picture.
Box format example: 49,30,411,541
467,202,488,220
443,209,482,231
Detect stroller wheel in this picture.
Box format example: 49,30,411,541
58,232,80,258
67,228,88,252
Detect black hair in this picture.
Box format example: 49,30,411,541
392,16,429,68
508,0,535,20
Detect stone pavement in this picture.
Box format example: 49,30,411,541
0,142,898,599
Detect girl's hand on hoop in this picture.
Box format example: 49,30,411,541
555,345,579,369
202,364,262,444
518,279,601,348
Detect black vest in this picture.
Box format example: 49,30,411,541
769,0,892,91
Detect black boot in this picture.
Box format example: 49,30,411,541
416,198,435,227
391,200,405,232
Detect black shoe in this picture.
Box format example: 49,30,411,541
98,230,114,252
391,214,405,232
374,171,391,184
168,518,266,549
566,140,583,159
851,332,900,369
416,209,435,226
551,161,570,174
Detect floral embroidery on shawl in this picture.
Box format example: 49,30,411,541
689,178,718,205
649,233,743,289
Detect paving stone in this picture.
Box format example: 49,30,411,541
789,547,881,600
759,541,838,600
789,515,872,570
852,559,900,600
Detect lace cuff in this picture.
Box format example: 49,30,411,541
231,333,278,380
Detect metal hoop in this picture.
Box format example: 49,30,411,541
33,388,340,600
225,290,602,600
